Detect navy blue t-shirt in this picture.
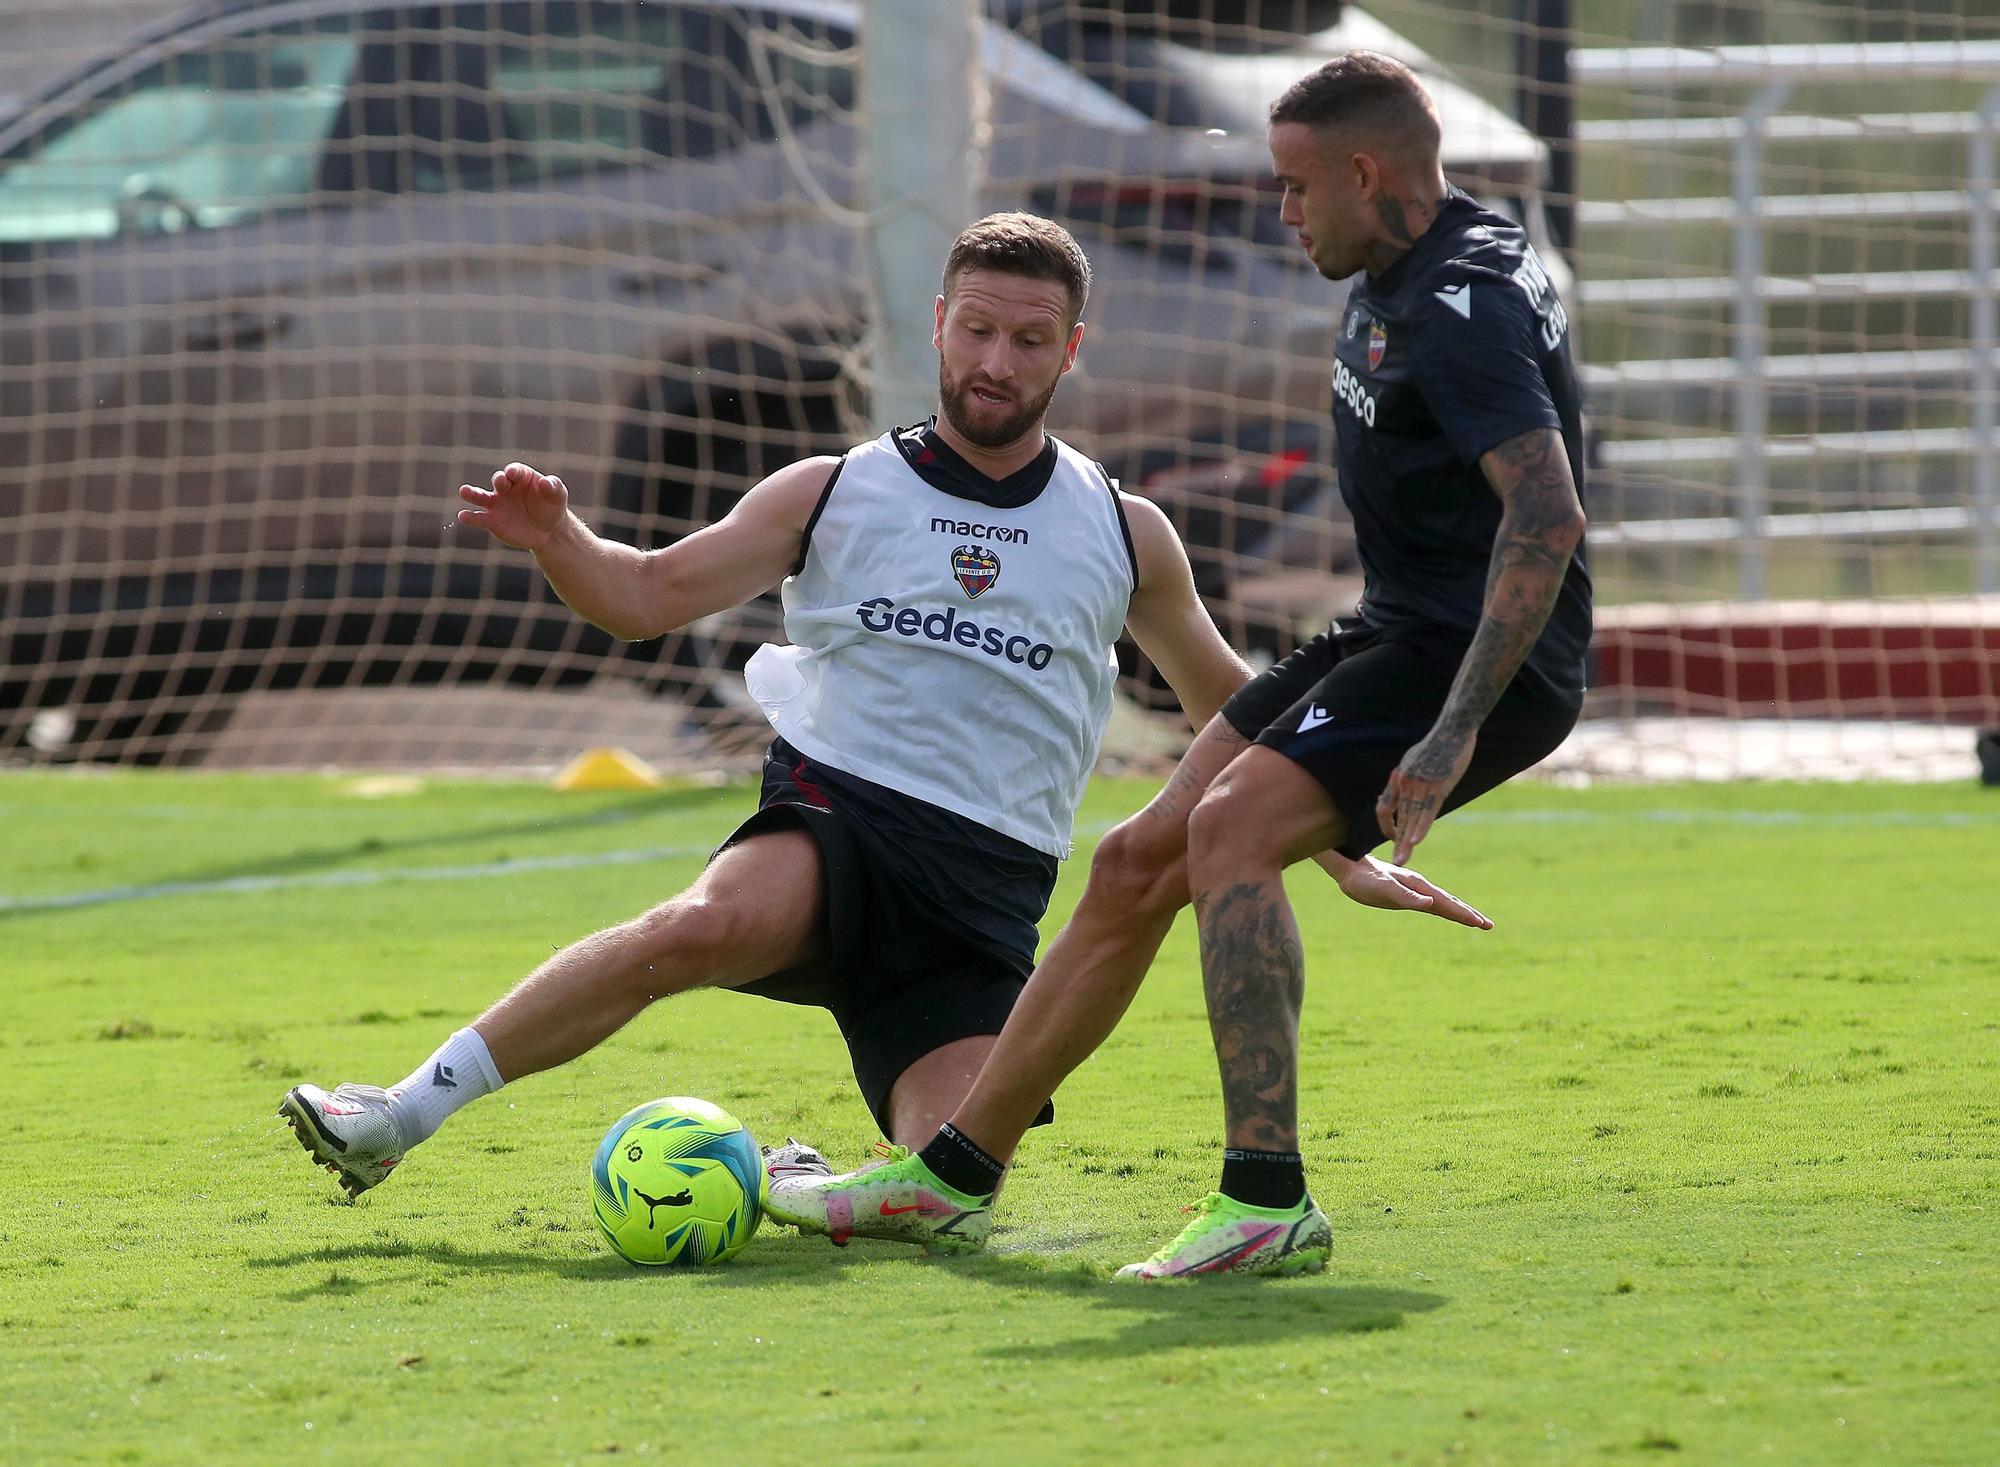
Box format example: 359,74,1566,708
1331,188,1592,707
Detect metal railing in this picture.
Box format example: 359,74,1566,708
1569,42,2000,594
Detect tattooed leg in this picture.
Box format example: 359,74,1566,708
1184,747,1348,1152
1196,877,1307,1151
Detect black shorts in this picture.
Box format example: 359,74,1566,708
718,738,1059,1135
1221,619,1579,860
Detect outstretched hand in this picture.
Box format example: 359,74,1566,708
1333,852,1492,930
457,462,569,550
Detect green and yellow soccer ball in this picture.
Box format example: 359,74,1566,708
590,1096,762,1266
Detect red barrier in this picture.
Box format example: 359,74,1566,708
1592,600,2000,722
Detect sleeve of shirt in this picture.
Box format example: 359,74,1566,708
1408,265,1563,467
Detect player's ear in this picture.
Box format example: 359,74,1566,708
1351,149,1381,198
1061,320,1084,374
933,293,947,350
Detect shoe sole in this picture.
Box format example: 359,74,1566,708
758,1189,824,1233
761,1199,859,1248
1118,1242,1334,1281
278,1088,377,1200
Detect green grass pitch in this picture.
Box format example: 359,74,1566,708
1,769,1995,1464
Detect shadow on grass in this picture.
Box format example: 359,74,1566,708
247,1232,1446,1359
1,786,734,923
777,1247,1447,1360
250,1231,977,1291
704,1255,1456,1367
968,1268,1443,1360
249,1239,657,1295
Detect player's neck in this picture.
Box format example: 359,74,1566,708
928,414,1050,482
1362,178,1451,280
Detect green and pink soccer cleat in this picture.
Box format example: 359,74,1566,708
762,1145,991,1253
1116,1192,1333,1279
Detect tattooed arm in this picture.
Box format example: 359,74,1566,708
1376,426,1585,863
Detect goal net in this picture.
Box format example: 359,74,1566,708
3,0,1995,781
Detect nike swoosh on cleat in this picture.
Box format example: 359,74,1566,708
1183,1224,1284,1275
879,1201,938,1217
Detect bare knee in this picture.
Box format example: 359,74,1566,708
1187,782,1269,880
1082,818,1188,923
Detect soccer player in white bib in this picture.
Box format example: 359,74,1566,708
280,213,1484,1205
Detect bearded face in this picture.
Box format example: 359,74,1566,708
937,353,1063,450
931,269,1081,455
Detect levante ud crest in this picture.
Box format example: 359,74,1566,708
952,543,1000,598
1367,320,1388,371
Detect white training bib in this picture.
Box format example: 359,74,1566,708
744,428,1136,857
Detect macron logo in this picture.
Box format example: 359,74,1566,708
1298,704,1334,732
1434,283,1472,319
432,1062,457,1089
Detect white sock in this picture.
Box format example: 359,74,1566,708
384,1027,503,1151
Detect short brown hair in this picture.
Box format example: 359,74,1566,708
942,212,1091,325
1269,51,1440,157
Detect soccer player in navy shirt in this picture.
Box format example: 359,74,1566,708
766,52,1589,1276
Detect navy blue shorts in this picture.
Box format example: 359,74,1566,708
1220,620,1578,859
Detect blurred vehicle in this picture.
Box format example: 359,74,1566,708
997,1,1567,283
0,0,1556,756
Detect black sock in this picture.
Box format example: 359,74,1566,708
1219,1147,1306,1209
918,1122,1005,1199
